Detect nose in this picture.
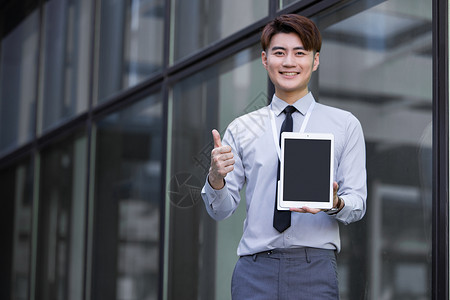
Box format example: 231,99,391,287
282,53,295,67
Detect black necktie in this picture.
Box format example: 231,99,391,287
273,106,296,233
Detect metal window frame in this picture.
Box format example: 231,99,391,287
432,0,449,299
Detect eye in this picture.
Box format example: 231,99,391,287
274,51,285,56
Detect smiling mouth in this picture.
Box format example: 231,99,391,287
280,72,299,76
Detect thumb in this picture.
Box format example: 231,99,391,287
212,129,222,148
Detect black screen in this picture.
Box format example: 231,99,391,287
283,139,331,202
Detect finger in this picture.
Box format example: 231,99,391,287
295,206,321,214
211,149,234,169
333,182,339,198
213,151,233,161
212,129,222,148
212,155,235,172
221,157,235,168
211,151,233,165
333,181,339,192
211,156,235,177
218,164,235,176
212,145,232,156
290,207,307,213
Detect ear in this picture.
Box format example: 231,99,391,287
261,51,268,69
312,52,320,71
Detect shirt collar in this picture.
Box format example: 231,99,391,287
270,92,316,117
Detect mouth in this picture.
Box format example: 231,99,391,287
280,72,299,76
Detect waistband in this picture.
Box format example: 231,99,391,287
246,247,336,260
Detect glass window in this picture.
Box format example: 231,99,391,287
39,0,94,133
316,0,432,299
279,0,301,9
0,9,39,155
0,158,33,300
167,44,267,299
171,0,268,63
91,93,163,300
97,0,164,103
35,131,88,300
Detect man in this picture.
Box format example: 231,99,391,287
201,14,366,299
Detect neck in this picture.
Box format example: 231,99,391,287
276,90,309,105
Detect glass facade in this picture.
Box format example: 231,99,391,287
171,0,268,62
96,0,164,103
280,0,301,9
317,1,433,298
0,0,446,300
91,93,163,300
39,0,93,133
35,131,88,300
0,9,39,155
0,158,33,300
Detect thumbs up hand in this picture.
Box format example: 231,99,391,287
208,129,235,190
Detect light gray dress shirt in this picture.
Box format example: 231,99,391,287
201,92,367,256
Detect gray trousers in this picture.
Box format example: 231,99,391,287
231,247,339,300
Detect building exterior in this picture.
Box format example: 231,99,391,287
0,0,448,299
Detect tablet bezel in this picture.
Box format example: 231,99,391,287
278,132,334,210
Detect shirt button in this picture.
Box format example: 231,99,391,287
286,235,291,239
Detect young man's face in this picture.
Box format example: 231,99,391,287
262,32,320,103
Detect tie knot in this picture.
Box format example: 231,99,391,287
283,105,296,115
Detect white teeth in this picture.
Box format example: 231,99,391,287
283,72,297,76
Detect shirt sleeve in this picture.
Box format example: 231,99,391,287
201,121,245,221
333,113,367,225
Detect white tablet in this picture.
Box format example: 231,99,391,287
278,132,334,210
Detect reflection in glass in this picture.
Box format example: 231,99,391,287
0,10,39,155
39,0,93,133
168,44,267,299
97,0,164,103
280,0,301,9
0,159,33,300
36,132,87,300
92,93,163,300
317,1,432,299
171,0,268,62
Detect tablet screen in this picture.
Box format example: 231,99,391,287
278,132,334,209
283,139,330,202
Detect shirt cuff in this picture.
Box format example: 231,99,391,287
203,177,230,209
333,195,354,224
